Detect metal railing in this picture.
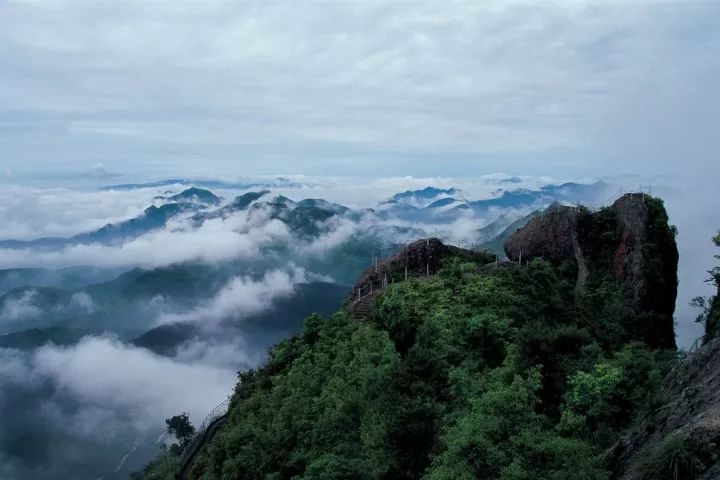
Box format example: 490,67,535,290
178,399,230,467
685,335,705,358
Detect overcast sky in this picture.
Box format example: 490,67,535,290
0,1,719,182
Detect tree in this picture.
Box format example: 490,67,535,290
692,231,720,340
166,413,195,451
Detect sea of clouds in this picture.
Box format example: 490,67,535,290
0,174,716,479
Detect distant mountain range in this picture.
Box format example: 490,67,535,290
100,177,303,191
0,181,616,253
131,281,349,357
375,181,614,223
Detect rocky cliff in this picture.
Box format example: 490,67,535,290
351,237,493,297
504,194,678,349
610,338,720,479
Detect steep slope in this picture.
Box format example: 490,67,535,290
504,194,678,349
479,210,540,255
136,197,681,480
609,338,720,480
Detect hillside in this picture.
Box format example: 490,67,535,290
606,231,720,480
136,195,682,480
609,336,720,480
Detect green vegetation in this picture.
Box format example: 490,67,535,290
138,239,679,479
166,413,196,453
693,231,720,340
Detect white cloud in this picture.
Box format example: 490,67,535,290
69,292,96,313
155,267,307,328
173,336,261,371
0,185,160,240
33,336,237,431
0,290,42,322
0,204,293,269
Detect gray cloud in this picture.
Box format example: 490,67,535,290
0,337,240,479
0,290,43,322
32,336,236,430
0,2,717,179
155,267,309,328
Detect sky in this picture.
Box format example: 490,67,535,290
0,4,719,476
0,0,719,182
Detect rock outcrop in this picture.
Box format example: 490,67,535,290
610,338,720,479
351,238,491,298
504,203,590,291
504,194,678,349
504,203,586,265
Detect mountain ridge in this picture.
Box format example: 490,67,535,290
135,193,685,480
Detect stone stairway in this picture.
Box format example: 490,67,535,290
351,292,379,319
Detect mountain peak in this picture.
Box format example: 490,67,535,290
504,194,678,349
391,186,459,202
168,187,221,205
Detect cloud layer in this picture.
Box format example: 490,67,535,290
0,336,240,479
0,2,718,179
155,267,309,328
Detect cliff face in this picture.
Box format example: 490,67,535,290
504,194,678,349
504,204,585,264
610,338,720,480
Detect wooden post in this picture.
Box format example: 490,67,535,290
519,249,522,266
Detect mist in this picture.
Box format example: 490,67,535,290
0,174,715,480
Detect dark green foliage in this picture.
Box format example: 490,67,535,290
166,413,196,451
639,197,679,348
131,452,180,480
426,367,609,480
575,197,678,349
561,343,676,446
139,252,679,480
698,232,720,340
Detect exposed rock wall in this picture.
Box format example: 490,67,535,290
504,204,588,265
504,194,678,349
610,338,720,479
